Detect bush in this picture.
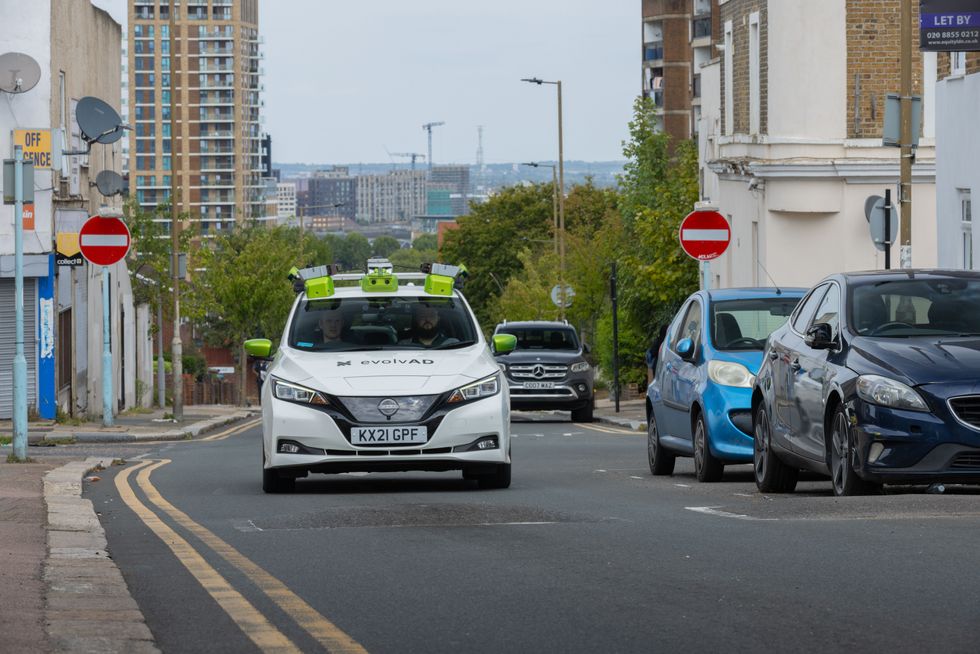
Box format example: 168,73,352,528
594,310,648,389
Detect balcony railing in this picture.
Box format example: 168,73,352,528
644,42,664,61
693,16,712,40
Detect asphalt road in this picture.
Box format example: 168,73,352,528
83,415,980,654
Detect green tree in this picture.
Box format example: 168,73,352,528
184,223,301,405
389,247,434,273
412,233,438,250
440,184,553,325
336,232,371,271
371,235,401,258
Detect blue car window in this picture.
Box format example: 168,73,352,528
711,297,800,350
673,300,702,352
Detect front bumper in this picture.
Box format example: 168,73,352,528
262,391,510,476
849,394,980,484
505,374,593,411
702,383,755,463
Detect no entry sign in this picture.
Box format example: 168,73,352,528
79,215,131,266
679,210,731,261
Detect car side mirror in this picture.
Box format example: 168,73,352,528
492,334,517,355
244,338,273,359
804,323,835,350
676,337,695,360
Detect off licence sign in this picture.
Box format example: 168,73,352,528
679,210,731,261
920,0,980,51
12,129,53,169
79,215,131,266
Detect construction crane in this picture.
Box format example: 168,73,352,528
422,121,445,171
391,152,426,171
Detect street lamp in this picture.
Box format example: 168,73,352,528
521,162,558,256
521,76,566,319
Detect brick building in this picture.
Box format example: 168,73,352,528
641,0,720,141
697,0,938,289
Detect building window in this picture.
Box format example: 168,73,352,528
163,156,172,171
952,52,967,76
724,21,733,136
962,189,973,270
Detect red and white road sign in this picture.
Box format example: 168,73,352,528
679,210,731,261
79,215,131,266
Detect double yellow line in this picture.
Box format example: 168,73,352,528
115,460,367,653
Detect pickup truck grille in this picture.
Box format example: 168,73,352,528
508,364,568,380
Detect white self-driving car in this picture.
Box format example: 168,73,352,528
245,262,515,493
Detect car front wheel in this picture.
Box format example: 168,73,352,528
693,413,724,483
647,411,675,476
830,405,880,497
753,404,798,493
262,449,295,494
477,463,512,489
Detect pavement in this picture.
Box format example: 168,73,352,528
0,400,633,653
0,405,256,653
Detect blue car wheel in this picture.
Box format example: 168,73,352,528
693,413,724,483
647,411,675,476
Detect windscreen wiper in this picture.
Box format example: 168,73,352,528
431,340,478,350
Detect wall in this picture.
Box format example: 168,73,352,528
936,72,980,269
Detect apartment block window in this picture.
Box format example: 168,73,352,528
136,156,155,170
161,90,170,105
163,156,172,171
962,189,973,269
161,73,171,88
952,52,967,75
161,25,168,38
724,21,733,136
162,57,170,71
749,13,760,135
161,39,170,55
162,123,171,138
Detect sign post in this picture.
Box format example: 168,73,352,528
679,207,732,290
12,146,27,460
79,215,132,427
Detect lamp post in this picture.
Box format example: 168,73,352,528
521,77,566,319
169,0,183,421
521,162,558,255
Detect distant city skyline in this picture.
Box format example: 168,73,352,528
93,0,639,165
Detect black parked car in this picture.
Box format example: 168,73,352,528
752,270,980,496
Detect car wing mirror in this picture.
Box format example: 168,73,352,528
492,334,517,355
676,337,695,360
582,342,591,354
804,323,835,350
244,338,273,359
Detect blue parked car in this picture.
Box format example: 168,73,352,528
646,288,805,482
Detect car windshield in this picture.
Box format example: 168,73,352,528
288,296,478,351
849,277,980,337
496,326,579,350
711,297,800,350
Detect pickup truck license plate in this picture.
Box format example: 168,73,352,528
523,382,555,390
350,425,427,445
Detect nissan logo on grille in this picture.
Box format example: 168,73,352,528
377,398,400,418
532,365,546,379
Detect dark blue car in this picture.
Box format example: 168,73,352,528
646,288,804,482
752,270,980,496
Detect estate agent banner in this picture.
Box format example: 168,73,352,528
921,0,980,51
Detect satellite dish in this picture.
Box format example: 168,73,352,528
76,97,124,145
95,170,126,197
0,52,41,94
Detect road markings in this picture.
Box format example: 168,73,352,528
674,483,691,488
685,506,777,521
202,417,262,441
115,461,302,653
135,461,368,654
574,423,640,435
630,476,644,480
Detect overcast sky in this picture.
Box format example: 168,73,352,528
94,0,639,165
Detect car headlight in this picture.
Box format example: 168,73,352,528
448,373,500,404
570,361,590,373
856,375,928,411
707,360,755,388
272,378,328,406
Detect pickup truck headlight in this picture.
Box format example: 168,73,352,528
272,378,328,406
856,375,928,411
570,361,591,373
448,373,500,405
707,360,755,388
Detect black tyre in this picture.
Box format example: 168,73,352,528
647,411,675,476
477,463,512,489
753,404,798,493
830,405,880,497
693,413,724,483
571,401,594,423
262,450,295,494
